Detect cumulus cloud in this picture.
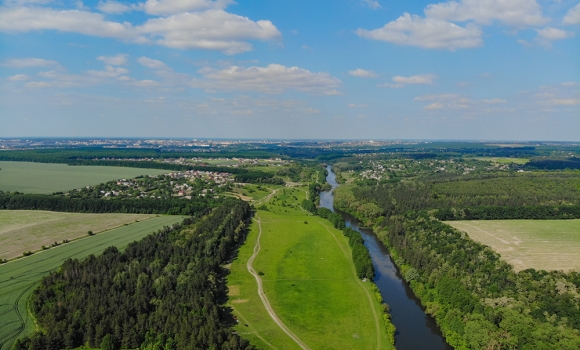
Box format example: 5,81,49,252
415,93,474,110
196,64,342,94
356,13,482,50
7,74,29,81
137,56,169,70
393,74,437,84
138,10,281,54
348,69,378,78
563,3,580,25
535,27,574,40
424,0,549,27
86,65,129,77
97,54,128,65
97,1,132,14
0,7,281,55
142,0,232,15
1,57,59,68
424,102,444,110
361,0,381,10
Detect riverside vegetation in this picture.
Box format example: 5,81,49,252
333,157,580,349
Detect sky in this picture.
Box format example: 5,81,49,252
0,0,579,140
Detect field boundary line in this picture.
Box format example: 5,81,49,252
315,219,382,350
248,215,310,350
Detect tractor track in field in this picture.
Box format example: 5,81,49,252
0,283,35,350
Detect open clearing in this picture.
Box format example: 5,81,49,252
447,219,580,272
0,215,185,350
0,161,167,194
0,210,157,260
472,157,529,164
227,186,391,349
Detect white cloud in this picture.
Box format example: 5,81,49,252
97,1,131,14
547,98,580,106
97,54,128,65
1,58,59,68
482,98,507,104
142,0,232,15
424,102,444,110
196,64,342,94
0,7,136,39
138,10,281,54
130,79,159,87
361,0,381,10
7,74,29,81
393,74,437,84
25,81,51,88
563,3,580,25
137,56,169,70
348,69,378,78
424,0,549,27
356,13,482,50
0,7,281,55
377,83,404,88
86,65,129,77
536,27,574,40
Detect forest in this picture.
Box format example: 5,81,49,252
14,199,255,350
333,164,580,349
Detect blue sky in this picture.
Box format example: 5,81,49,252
1,0,579,140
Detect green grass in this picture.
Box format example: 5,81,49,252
473,157,529,164
227,187,392,349
0,215,185,350
447,219,580,272
0,210,157,260
0,161,168,194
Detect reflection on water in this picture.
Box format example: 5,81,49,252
320,166,451,350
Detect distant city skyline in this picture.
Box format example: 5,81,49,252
1,0,579,140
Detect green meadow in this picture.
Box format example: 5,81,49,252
0,215,185,350
0,161,167,194
227,186,391,349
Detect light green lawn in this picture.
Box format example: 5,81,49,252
227,186,392,349
0,161,167,194
473,157,529,164
0,215,186,350
447,219,580,272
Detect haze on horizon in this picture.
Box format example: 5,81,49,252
1,0,579,141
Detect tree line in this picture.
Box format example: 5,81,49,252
14,199,256,350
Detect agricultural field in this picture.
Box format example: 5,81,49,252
447,219,580,272
0,161,167,194
0,215,185,350
473,157,529,164
227,186,391,349
0,210,157,261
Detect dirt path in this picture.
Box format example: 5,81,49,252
247,216,311,350
315,219,383,350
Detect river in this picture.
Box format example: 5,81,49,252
320,166,452,350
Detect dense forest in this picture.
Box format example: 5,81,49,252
14,199,255,350
333,170,580,349
0,192,216,215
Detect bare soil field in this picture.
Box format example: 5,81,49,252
0,210,156,260
447,219,580,272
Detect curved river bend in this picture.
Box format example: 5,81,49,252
320,166,452,350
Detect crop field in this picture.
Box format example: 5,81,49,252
227,186,391,349
0,210,157,261
473,157,529,164
0,215,185,350
447,219,580,272
0,161,167,194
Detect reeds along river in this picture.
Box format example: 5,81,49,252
319,166,452,350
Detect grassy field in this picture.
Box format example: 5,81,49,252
0,161,167,194
227,186,392,349
473,157,529,164
447,219,580,272
0,210,158,260
0,215,185,350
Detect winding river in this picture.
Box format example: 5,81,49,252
320,166,452,350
